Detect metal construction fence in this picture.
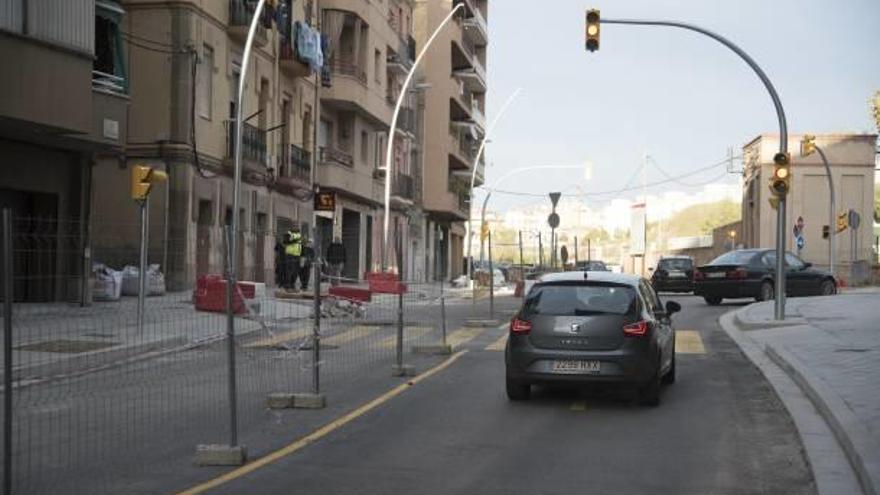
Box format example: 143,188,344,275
0,210,472,495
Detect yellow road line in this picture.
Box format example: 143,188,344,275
175,351,469,495
485,333,508,351
323,326,378,347
570,400,587,412
244,326,310,349
378,326,433,349
676,330,706,354
446,327,486,348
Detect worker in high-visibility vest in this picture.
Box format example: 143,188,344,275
281,229,304,291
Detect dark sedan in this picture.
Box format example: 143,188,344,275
650,256,695,293
506,271,680,406
693,249,837,305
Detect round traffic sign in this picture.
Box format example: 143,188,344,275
796,235,805,250
548,212,560,229
848,210,861,230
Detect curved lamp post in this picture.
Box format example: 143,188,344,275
382,3,465,271
598,16,789,320
464,88,523,285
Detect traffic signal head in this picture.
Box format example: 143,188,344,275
800,134,816,157
769,152,791,197
872,90,880,131
822,225,830,239
585,9,600,52
131,165,168,201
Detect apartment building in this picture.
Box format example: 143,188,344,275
317,0,421,280
0,0,128,301
414,0,488,281
84,0,322,290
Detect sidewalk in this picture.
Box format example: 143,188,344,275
725,293,880,495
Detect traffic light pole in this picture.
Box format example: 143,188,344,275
815,146,836,278
598,17,789,319
136,198,148,335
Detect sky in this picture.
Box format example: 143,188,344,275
481,0,880,213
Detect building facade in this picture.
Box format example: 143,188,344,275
0,0,128,301
741,133,877,280
414,0,488,281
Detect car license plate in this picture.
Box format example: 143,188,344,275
552,360,600,374
668,270,685,278
706,272,725,279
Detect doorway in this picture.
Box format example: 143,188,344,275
341,209,361,280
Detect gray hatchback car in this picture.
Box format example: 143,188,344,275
505,271,680,406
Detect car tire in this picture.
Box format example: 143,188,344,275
703,296,722,306
506,374,530,401
639,366,661,407
662,350,676,385
757,281,774,302
820,279,836,296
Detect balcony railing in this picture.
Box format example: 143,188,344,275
229,0,265,26
328,58,367,85
457,192,470,213
227,122,268,166
398,107,417,135
320,146,354,167
392,174,415,200
280,144,312,182
92,70,126,95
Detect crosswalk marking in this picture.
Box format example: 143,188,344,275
446,327,486,348
378,326,433,349
245,326,310,348
323,326,379,347
570,401,587,412
676,330,706,354
485,333,508,351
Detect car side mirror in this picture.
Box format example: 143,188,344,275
665,301,682,315
648,267,655,272
803,262,812,269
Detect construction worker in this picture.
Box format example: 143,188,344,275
282,229,303,291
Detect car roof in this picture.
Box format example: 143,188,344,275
538,271,642,287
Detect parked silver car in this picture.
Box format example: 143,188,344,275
505,271,680,406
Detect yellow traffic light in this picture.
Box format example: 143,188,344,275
837,212,848,233
800,134,816,157
585,9,600,52
480,222,490,241
872,90,880,131
769,152,791,197
131,165,168,201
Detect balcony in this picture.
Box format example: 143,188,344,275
328,58,368,86
471,102,486,128
92,70,126,96
461,4,488,47
392,174,415,202
396,107,417,137
280,37,312,78
278,144,312,186
226,122,267,167
320,146,354,167
228,0,268,47
387,50,413,76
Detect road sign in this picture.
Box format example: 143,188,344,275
848,209,861,230
796,235,805,250
548,212,560,229
796,216,804,233
549,192,561,209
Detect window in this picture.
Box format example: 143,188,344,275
375,133,386,168
658,258,693,271
710,251,757,266
639,281,663,313
94,4,127,94
361,131,369,163
522,283,637,317
198,45,214,119
374,49,382,83
784,253,805,270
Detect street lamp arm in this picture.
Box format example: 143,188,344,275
382,3,465,270
601,18,788,154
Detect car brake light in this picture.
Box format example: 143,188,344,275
623,320,648,337
727,267,748,279
694,271,705,281
510,317,532,335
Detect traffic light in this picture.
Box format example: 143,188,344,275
822,225,830,239
800,134,816,157
768,152,791,197
131,165,168,201
480,221,490,241
837,212,848,233
585,9,600,52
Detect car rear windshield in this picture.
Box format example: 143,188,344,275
522,283,637,317
709,251,756,266
659,259,692,270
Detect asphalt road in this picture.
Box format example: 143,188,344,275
200,294,816,495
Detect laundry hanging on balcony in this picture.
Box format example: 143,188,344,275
294,21,324,73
